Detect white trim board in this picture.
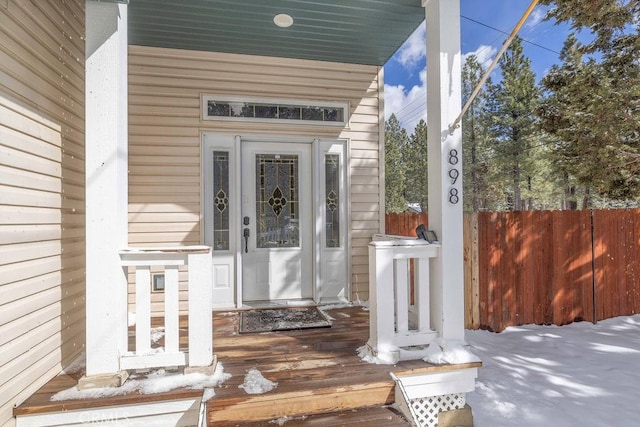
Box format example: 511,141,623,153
201,133,349,308
16,397,202,427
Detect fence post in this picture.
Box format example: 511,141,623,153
470,213,480,329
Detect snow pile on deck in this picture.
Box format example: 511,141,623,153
357,338,479,365
319,301,368,320
422,338,481,365
150,327,165,344
50,362,231,401
356,345,390,364
272,415,307,426
238,368,277,394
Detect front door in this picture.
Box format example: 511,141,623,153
241,142,313,302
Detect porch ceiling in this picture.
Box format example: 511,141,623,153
127,0,425,66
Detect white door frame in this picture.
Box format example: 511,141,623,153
202,133,349,308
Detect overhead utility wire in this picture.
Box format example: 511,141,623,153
449,0,540,135
461,15,560,55
395,28,507,120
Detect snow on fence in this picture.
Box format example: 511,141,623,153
387,209,640,333
119,246,213,370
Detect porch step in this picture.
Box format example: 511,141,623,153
206,367,400,425
13,368,205,427
220,405,411,426
206,306,480,426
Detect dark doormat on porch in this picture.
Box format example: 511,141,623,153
239,307,332,334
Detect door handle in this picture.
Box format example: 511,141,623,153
243,228,250,253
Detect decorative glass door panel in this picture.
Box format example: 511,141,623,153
242,142,312,302
256,154,299,249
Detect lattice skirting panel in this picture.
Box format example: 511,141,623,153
409,393,466,427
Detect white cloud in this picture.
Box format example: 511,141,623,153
384,69,427,133
395,21,426,69
386,43,499,133
385,22,498,133
384,84,409,120
463,44,499,70
526,8,545,29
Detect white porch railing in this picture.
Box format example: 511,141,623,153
119,246,213,371
367,235,440,363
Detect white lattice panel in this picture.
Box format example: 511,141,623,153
409,393,465,427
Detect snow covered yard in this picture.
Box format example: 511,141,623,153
466,315,640,426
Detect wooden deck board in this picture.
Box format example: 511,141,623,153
14,305,480,426
14,368,203,416
207,306,480,426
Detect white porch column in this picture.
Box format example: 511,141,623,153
84,0,129,381
424,0,465,341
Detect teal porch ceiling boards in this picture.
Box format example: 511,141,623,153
128,0,425,66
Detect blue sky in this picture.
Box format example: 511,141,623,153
384,0,575,132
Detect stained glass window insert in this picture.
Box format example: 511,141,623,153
325,154,340,248
256,154,299,248
213,151,230,250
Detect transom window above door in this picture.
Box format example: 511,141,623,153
202,95,348,126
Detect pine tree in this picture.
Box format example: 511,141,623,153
461,55,492,211
385,114,409,213
486,37,540,211
538,2,640,200
404,119,428,212
539,35,596,208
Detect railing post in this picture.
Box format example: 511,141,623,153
164,265,180,354
395,258,410,334
187,249,214,368
135,265,151,355
118,246,213,372
415,256,430,332
367,243,398,363
367,237,440,364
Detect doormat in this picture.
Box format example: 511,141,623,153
239,307,332,334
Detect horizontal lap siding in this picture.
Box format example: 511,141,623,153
128,46,381,311
0,1,85,426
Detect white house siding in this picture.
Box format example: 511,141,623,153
0,1,85,426
128,45,382,312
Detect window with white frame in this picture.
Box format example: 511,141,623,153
202,96,348,126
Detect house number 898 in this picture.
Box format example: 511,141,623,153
448,149,459,204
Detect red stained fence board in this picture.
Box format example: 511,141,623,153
386,209,640,332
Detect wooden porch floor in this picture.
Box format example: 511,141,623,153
15,305,480,426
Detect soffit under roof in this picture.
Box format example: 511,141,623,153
127,0,425,66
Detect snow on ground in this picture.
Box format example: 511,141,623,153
466,315,640,427
239,368,278,394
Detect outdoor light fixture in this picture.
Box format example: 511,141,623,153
152,273,165,292
273,13,294,28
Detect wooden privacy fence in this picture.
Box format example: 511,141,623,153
385,210,640,332
385,211,428,236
